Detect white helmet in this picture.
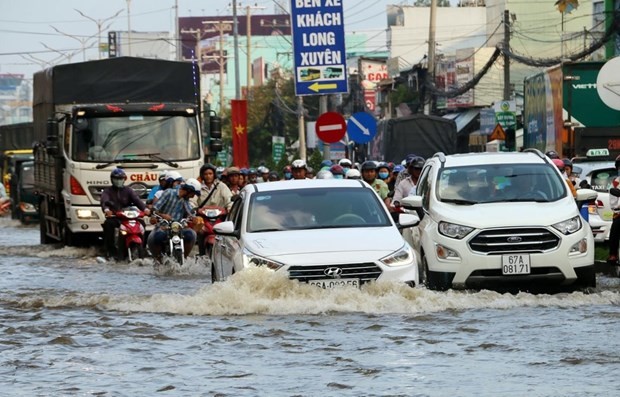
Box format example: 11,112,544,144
338,158,352,167
345,169,361,179
182,178,202,196
316,170,334,179
166,170,183,184
291,159,307,169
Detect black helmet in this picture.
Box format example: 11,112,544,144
361,161,377,171
562,158,573,168
545,150,559,159
200,163,217,176
406,155,425,169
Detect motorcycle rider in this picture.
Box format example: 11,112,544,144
148,178,201,261
291,159,309,180
101,168,150,259
147,170,168,203
607,155,620,265
392,155,425,208
361,161,390,204
0,182,10,216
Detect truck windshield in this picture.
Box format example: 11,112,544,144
71,115,200,162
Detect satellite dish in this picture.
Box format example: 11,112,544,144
596,56,620,111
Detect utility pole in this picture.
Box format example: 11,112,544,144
74,9,123,60
180,28,203,74
175,0,180,61
202,21,233,113
425,0,437,115
503,9,511,101
297,96,307,161
233,1,241,100
126,0,131,56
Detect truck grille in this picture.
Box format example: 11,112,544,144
89,185,152,201
287,262,383,284
468,228,560,254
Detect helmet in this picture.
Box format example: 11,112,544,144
268,171,279,181
377,162,390,171
200,163,217,176
226,166,241,176
361,161,377,171
552,158,566,170
316,170,334,179
166,170,183,185
562,158,573,168
182,178,201,196
545,150,560,159
329,164,344,176
292,159,307,169
345,169,361,179
393,165,405,173
320,159,333,169
248,168,257,175
405,155,425,169
158,169,169,181
338,158,352,167
216,166,225,177
257,166,269,174
111,168,127,188
111,168,126,180
240,167,249,176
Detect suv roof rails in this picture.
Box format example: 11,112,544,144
523,148,545,159
432,152,446,164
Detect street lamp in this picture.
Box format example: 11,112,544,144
50,25,98,62
74,9,123,59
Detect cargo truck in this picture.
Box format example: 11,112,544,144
34,57,204,245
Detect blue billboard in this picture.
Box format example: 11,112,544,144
290,0,348,96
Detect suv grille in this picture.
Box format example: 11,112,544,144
288,263,382,284
468,228,560,254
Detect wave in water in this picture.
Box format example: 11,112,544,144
8,267,620,316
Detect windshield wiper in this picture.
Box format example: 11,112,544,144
441,198,477,205
142,153,179,168
95,159,121,169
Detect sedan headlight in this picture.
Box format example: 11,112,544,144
380,245,413,267
438,221,474,239
242,248,284,270
552,216,582,235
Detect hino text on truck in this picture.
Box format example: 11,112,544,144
33,57,204,246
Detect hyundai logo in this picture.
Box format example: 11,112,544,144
324,267,343,278
507,236,523,243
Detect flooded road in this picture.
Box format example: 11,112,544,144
1,218,619,396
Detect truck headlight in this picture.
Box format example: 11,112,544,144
76,209,99,220
380,245,413,267
552,216,581,235
438,221,474,239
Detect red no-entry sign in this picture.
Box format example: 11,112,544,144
315,112,346,144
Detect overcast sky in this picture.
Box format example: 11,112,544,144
0,0,461,78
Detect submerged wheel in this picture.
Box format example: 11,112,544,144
424,255,451,291
39,203,54,245
211,262,217,283
173,248,184,266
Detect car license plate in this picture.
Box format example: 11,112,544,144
308,278,360,289
502,254,531,275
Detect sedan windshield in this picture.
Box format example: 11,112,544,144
247,187,392,232
437,163,567,204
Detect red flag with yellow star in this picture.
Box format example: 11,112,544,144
231,99,249,168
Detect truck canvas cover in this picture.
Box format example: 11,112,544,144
372,114,457,162
0,122,34,151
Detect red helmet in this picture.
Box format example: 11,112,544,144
552,159,565,170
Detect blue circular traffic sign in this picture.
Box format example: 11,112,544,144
346,112,377,144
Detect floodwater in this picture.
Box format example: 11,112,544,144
1,217,620,396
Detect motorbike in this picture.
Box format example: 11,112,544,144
113,206,146,262
153,213,190,266
196,205,228,257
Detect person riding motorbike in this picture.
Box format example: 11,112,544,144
291,159,309,180
361,161,390,204
148,178,201,261
100,168,150,259
192,163,233,255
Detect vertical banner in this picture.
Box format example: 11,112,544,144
231,99,249,168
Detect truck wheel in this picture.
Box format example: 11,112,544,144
63,227,75,247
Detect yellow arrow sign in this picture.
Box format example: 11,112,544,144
309,82,338,92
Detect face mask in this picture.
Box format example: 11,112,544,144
284,172,292,180
112,178,125,188
334,174,344,179
378,172,389,179
342,167,350,174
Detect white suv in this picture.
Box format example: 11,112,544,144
401,149,598,292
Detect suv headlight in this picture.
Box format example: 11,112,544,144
242,248,284,270
552,216,582,235
380,245,413,267
438,221,474,239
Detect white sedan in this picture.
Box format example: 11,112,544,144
210,179,420,288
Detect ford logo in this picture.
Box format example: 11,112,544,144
507,236,522,243
324,267,343,278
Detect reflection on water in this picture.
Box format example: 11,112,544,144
1,220,620,396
